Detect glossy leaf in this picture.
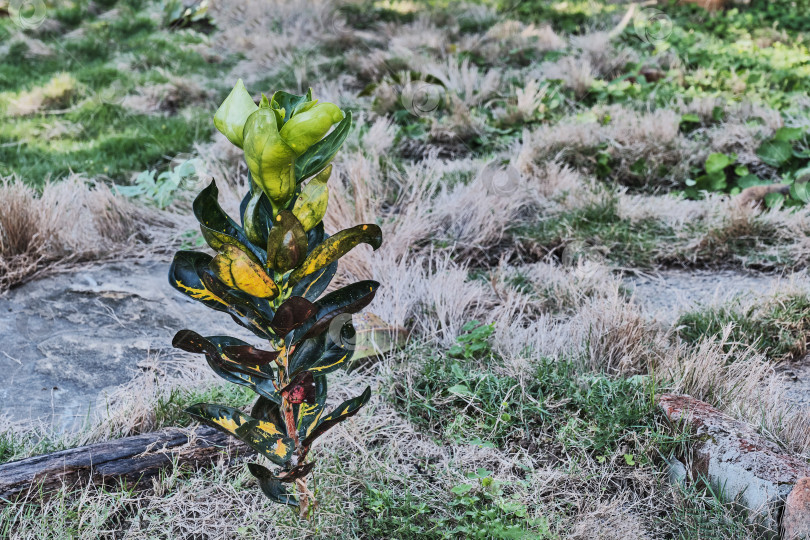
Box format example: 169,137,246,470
173,328,219,356
289,322,354,376
291,280,379,345
199,270,273,338
291,261,337,301
270,296,317,336
280,102,344,156
213,79,258,148
295,111,352,182
289,224,382,285
243,107,297,206
242,188,274,246
292,164,330,232
302,387,372,446
194,181,263,263
174,330,274,380
266,211,308,273
169,251,228,312
294,374,327,440
211,244,279,299
251,396,287,436
270,89,312,127
173,331,280,401
186,403,293,465
280,371,317,404
247,463,298,505
223,345,280,366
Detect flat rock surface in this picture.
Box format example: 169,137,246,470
624,269,796,325
0,261,255,431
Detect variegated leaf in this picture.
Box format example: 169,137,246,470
211,244,279,299
288,224,382,285
302,386,371,445
186,403,293,465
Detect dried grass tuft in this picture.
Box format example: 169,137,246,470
0,175,175,291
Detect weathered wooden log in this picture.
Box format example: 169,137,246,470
0,426,252,501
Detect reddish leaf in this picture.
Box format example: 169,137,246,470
280,371,317,404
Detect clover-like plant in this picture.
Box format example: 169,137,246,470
169,80,382,517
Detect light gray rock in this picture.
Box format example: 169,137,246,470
624,269,796,325
659,393,810,531
0,261,256,431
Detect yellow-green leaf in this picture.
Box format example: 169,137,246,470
243,107,297,206
213,79,258,149
289,224,383,285
292,165,330,231
211,244,279,299
280,102,344,156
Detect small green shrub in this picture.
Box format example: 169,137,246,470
169,80,381,517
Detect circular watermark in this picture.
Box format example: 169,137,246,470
91,81,126,107
327,313,357,351
325,4,354,40
479,161,520,197
9,0,47,30
634,8,673,45
400,81,444,118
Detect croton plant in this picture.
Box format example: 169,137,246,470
168,80,382,517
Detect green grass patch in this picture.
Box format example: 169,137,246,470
360,468,556,539
513,196,674,269
0,0,231,185
676,293,810,360
391,321,670,460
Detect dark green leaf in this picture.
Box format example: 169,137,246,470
169,251,230,313
294,111,352,183
289,322,355,376
193,181,264,263
251,396,287,437
294,374,326,441
247,463,298,505
242,187,274,247
302,387,371,446
291,261,337,301
270,89,312,127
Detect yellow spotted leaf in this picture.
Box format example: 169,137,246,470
211,244,279,299
289,224,382,285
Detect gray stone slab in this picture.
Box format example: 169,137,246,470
0,261,256,431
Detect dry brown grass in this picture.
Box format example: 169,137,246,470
0,175,178,291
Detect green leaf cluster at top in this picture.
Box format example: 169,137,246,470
213,80,350,215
